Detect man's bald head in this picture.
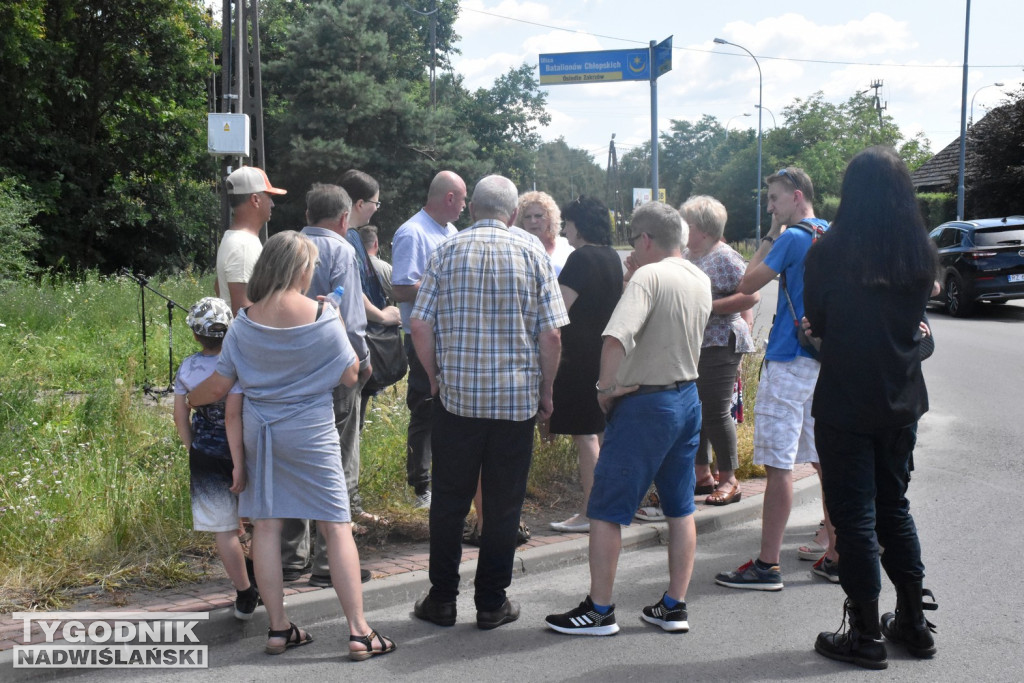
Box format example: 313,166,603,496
424,171,467,225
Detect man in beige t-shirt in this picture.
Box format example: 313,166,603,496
215,167,287,315
545,201,711,636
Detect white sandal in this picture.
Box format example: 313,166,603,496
634,506,665,522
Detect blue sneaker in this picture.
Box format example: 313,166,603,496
715,559,784,591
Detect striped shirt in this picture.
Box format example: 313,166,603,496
411,219,569,421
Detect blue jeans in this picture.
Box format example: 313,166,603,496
815,421,925,602
588,382,702,526
427,402,535,611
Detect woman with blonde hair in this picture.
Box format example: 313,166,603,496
517,190,573,274
681,196,759,505
188,231,396,661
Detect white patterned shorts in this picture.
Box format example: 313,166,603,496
753,356,820,470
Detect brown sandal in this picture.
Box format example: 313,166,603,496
348,629,396,661
705,484,741,506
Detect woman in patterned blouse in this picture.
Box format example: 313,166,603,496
681,196,760,506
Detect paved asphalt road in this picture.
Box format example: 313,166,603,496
66,298,1022,681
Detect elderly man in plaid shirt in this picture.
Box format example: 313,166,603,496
409,174,568,630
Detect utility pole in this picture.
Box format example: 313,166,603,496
867,79,887,130
606,134,622,241
404,2,439,109
218,0,266,239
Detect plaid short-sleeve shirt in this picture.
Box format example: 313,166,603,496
411,219,569,421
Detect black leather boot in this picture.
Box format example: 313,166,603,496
881,581,938,657
815,598,889,670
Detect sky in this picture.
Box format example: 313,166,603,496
449,0,1024,167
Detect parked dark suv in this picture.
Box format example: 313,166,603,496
928,216,1024,317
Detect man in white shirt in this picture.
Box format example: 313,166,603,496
215,167,286,315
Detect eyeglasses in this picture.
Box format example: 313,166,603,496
524,212,546,221
367,200,382,208
627,232,647,246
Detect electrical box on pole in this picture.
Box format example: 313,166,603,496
207,113,251,156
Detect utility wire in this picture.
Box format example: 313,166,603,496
463,7,1021,69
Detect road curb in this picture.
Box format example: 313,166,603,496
2,476,822,679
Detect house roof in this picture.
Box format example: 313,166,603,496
910,136,965,192
910,105,1009,192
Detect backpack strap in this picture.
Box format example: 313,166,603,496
788,220,818,237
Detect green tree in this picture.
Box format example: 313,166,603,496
619,141,653,208
263,0,483,237
899,132,933,172
765,91,929,200
532,138,605,207
659,115,727,207
0,0,219,273
965,87,1024,217
693,129,760,241
454,64,551,188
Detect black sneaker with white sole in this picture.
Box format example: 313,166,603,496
545,596,619,636
234,585,260,621
641,595,689,632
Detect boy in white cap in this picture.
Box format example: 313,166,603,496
215,167,287,315
174,296,259,620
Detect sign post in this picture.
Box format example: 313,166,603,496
540,37,672,205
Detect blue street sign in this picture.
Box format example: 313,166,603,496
655,36,673,77
539,48,652,85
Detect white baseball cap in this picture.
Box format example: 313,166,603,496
225,166,287,195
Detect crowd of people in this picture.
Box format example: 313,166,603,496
172,149,936,669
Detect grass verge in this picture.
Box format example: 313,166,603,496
0,271,767,611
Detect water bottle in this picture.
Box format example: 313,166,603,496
325,285,345,309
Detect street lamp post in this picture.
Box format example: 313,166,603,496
715,37,763,241
725,112,751,138
970,82,1004,126
755,104,776,129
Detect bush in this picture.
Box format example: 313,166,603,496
0,173,41,280
917,192,957,229
817,195,839,223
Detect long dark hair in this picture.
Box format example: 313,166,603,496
825,146,937,287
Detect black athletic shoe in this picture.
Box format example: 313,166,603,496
545,596,619,636
641,595,689,632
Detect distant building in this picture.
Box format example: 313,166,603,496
910,105,1009,193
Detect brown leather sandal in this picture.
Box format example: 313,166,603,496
705,484,741,506
348,629,396,661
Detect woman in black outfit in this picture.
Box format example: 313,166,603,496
548,196,624,533
804,146,939,670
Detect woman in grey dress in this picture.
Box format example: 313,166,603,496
189,231,395,660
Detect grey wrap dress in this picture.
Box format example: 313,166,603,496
216,305,358,521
